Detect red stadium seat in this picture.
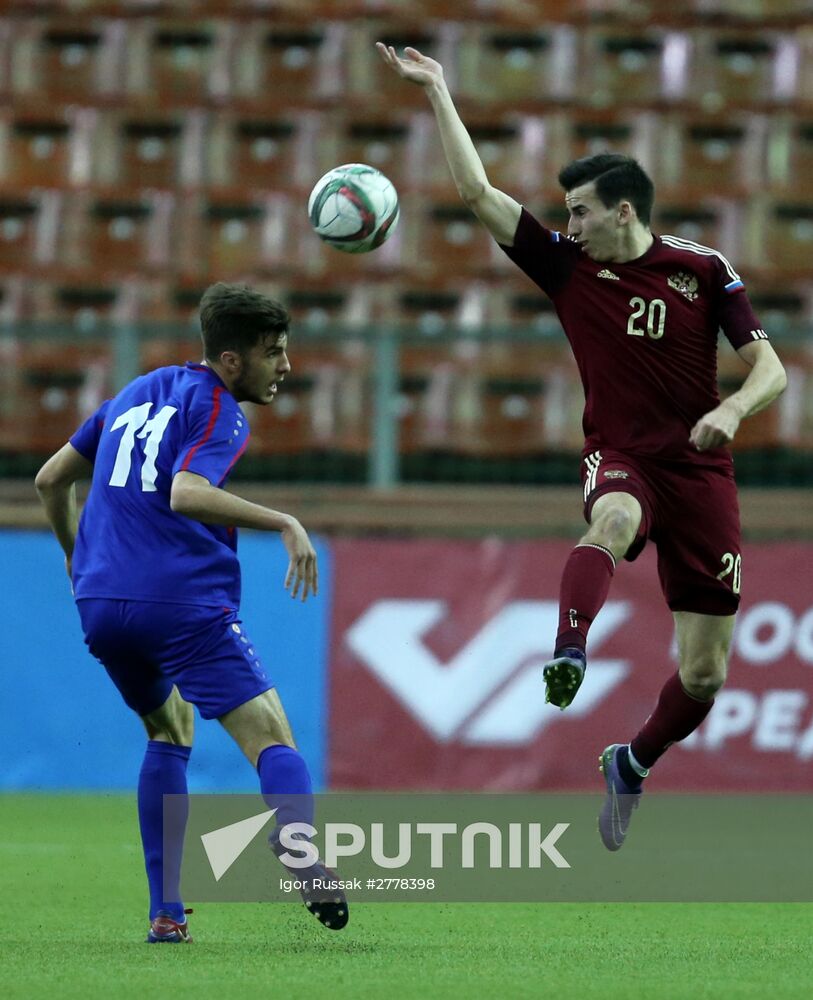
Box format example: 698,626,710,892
655,113,767,198
400,199,509,280
766,116,813,198
69,191,175,274
206,111,325,193
460,25,573,107
758,200,813,279
0,112,71,190
333,115,420,195
236,21,349,106
124,20,229,108
0,196,40,270
687,29,793,111
579,27,672,108
7,17,127,102
109,113,198,190
652,198,744,262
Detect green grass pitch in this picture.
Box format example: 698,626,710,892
2,794,811,999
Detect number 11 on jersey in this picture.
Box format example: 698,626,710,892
108,403,178,492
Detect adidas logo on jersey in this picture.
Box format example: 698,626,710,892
597,269,620,280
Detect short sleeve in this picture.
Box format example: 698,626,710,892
69,399,111,462
498,208,581,297
712,256,768,350
173,384,250,486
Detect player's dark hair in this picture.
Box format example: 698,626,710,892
558,154,654,226
199,282,290,361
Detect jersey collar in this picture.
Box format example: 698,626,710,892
185,361,230,391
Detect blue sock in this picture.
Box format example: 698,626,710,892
257,744,314,829
138,740,191,922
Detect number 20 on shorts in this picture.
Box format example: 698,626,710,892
717,552,742,594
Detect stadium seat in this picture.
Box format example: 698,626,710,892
107,112,203,190
0,112,73,190
207,111,324,193
652,198,744,258
234,21,349,105
0,196,40,269
766,116,813,198
655,113,767,198
124,20,229,107
0,190,65,270
334,115,419,195
424,112,548,199
190,192,295,279
70,191,175,274
0,279,120,453
8,16,131,102
401,200,508,280
579,27,671,108
758,200,813,278
460,25,574,107
3,337,113,453
687,29,792,111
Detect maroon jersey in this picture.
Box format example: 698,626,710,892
500,209,767,464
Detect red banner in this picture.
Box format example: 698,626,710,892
329,540,813,791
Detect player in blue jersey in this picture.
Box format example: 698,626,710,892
35,282,348,940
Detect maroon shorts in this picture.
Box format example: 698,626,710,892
581,447,742,616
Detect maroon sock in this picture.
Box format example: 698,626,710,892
554,543,616,653
630,672,714,769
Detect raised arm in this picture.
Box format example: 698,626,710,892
376,43,522,246
171,471,317,600
689,340,787,452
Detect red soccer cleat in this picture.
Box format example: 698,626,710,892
146,908,193,943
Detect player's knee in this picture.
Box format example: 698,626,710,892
680,657,727,701
586,504,638,551
143,700,194,746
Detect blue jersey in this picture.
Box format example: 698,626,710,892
70,363,250,609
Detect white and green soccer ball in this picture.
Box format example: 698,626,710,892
307,163,400,253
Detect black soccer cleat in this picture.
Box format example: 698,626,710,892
269,828,349,931
543,646,586,709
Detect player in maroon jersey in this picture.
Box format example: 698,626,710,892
377,43,787,849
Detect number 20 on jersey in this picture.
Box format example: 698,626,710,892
627,296,666,340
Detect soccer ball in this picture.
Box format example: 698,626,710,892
307,163,400,253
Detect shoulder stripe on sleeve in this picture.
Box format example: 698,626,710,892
750,329,768,340
181,385,224,472
660,234,742,284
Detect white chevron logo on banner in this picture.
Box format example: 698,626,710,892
345,601,630,745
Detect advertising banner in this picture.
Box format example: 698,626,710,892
329,540,813,791
1,530,331,790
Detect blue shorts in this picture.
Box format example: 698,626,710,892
76,599,273,719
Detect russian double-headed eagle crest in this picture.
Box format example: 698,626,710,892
667,272,699,301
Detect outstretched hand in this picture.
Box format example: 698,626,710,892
281,517,318,601
375,43,444,88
